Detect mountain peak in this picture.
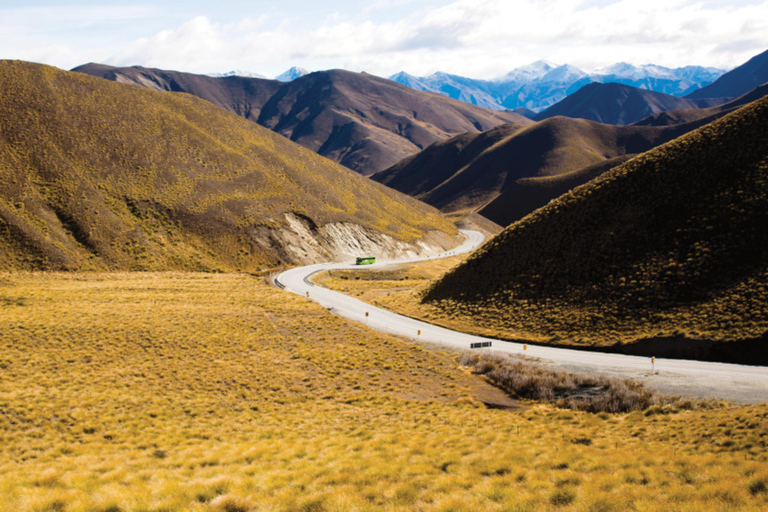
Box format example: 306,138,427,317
498,60,558,82
541,64,588,82
276,66,310,82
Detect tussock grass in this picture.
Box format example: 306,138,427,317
0,273,766,510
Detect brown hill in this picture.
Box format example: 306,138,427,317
72,64,530,175
634,82,768,127
686,48,768,100
534,82,725,125
72,62,282,121
423,94,768,358
0,60,457,271
374,115,714,226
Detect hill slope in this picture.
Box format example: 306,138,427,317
686,48,768,100
73,64,529,175
633,82,768,127
423,94,768,355
534,82,724,125
72,62,282,121
0,60,457,271
374,115,713,226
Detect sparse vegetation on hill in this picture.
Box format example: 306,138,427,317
0,60,456,271
421,94,768,354
1,272,766,511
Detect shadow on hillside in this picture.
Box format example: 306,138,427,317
611,333,768,366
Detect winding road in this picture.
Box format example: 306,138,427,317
275,230,768,403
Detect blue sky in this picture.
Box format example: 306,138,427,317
1,0,766,78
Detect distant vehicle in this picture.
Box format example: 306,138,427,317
355,255,376,265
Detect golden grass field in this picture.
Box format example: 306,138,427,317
1,272,767,511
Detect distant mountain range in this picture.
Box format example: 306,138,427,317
531,49,768,125
208,66,311,82
209,69,267,79
73,64,529,175
390,61,725,112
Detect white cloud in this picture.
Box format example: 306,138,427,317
3,0,767,77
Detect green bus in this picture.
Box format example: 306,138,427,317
355,255,376,265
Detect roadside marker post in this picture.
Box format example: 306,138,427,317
523,344,528,352
652,356,656,374
417,330,421,336
306,291,309,298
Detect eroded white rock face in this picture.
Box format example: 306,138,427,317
249,212,456,265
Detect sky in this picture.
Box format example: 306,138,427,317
1,0,766,79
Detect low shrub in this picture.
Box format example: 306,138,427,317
460,352,680,413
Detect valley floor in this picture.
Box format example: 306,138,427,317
0,273,767,510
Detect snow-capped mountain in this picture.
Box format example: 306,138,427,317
276,66,310,82
389,61,725,112
589,63,725,96
390,71,501,110
495,60,556,83
209,70,266,79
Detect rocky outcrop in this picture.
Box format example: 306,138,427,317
251,213,457,265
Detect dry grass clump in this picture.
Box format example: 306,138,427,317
460,353,692,413
1,272,767,510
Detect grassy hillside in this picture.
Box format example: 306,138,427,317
0,60,456,271
422,94,768,354
74,64,530,175
374,115,712,226
1,272,766,511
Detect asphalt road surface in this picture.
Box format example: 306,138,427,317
275,230,768,403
